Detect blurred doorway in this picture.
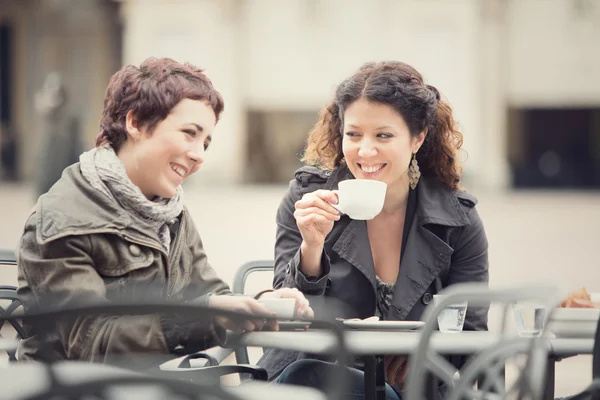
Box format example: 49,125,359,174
0,23,17,181
245,110,317,184
509,108,600,189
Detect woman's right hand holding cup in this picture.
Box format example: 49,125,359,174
294,190,340,277
294,189,340,246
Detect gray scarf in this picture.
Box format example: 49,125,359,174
79,146,184,253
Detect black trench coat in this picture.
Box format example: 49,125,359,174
257,165,489,379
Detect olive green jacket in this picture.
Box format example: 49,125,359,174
17,163,231,366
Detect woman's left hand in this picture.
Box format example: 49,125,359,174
384,355,408,387
259,288,314,319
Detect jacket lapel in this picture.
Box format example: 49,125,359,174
332,219,377,294
387,177,471,320
387,219,453,319
324,166,378,294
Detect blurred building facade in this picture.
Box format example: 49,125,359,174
0,0,121,185
1,0,600,190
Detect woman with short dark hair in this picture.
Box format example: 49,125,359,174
17,57,312,367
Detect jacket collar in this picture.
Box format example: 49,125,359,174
414,173,471,227
324,164,470,228
35,164,167,250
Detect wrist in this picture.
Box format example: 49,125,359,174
300,241,324,277
300,240,324,254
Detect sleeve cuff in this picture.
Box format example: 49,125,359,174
160,295,226,354
287,247,331,295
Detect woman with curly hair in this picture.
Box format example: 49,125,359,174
258,61,489,399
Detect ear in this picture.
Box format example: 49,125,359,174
413,129,427,153
125,110,142,141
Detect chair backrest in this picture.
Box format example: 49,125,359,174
404,282,560,400
0,248,16,263
231,260,274,366
0,247,18,289
0,285,25,362
0,249,22,363
566,317,600,399
593,311,600,379
0,361,245,400
232,260,274,297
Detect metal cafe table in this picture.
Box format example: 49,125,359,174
226,329,594,400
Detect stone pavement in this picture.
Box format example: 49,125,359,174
1,181,599,396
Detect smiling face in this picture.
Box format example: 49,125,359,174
121,98,217,199
342,97,425,193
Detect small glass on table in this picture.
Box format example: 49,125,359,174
433,294,468,333
512,301,547,337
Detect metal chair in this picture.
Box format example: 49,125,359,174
0,247,16,262
553,309,600,400
0,247,269,381
0,361,244,400
0,250,23,362
231,260,274,366
0,285,25,362
0,301,333,400
404,282,561,400
160,260,275,381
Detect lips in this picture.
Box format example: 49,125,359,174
359,163,386,173
170,162,189,178
357,163,387,177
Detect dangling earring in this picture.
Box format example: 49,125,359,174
408,153,421,190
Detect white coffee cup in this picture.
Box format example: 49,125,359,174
258,298,296,320
331,179,387,220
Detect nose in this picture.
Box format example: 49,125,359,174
187,143,205,165
358,139,377,158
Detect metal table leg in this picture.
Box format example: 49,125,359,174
543,356,557,400
426,373,440,400
364,355,386,400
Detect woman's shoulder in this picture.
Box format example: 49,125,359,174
416,175,483,229
32,164,127,244
421,175,478,208
275,165,339,210
454,189,478,209
293,165,334,186
283,165,335,198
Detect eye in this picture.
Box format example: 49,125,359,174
203,141,210,151
183,129,196,137
377,133,393,139
344,131,359,137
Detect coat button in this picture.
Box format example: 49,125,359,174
128,244,141,257
422,292,433,305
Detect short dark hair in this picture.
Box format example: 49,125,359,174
96,57,224,151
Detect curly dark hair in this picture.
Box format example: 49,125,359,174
96,57,224,152
302,61,464,190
